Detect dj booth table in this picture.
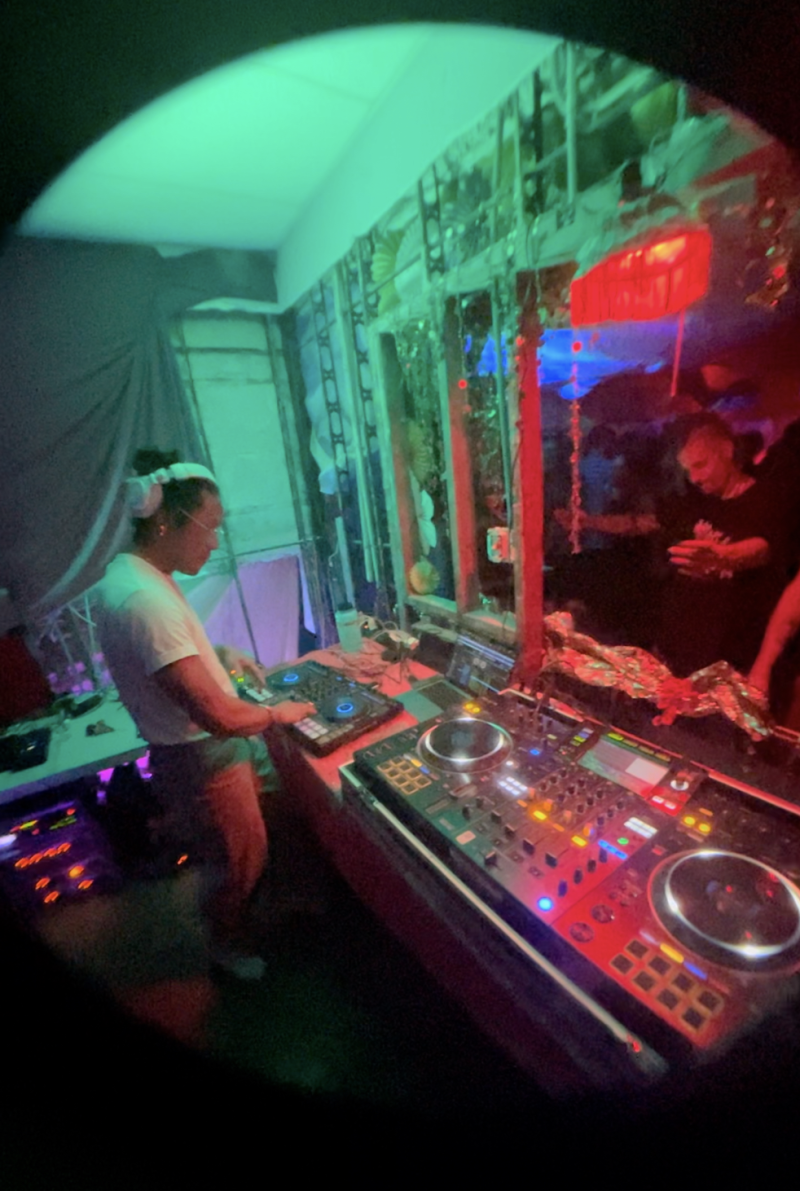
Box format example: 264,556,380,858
265,638,800,1096
265,643,663,1093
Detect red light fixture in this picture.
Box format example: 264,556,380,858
570,226,712,326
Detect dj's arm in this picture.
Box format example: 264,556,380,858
553,508,659,535
668,536,770,578
155,656,315,737
749,572,800,696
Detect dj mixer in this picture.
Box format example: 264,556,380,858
247,659,402,756
351,686,800,1062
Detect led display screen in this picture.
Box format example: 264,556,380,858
578,733,669,796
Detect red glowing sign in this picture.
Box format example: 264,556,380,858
570,227,712,325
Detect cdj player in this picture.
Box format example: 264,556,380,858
350,682,800,1067
246,659,402,756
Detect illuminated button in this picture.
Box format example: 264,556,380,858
698,822,712,835
571,835,588,848
683,815,697,827
43,891,60,904
684,961,707,981
77,880,94,891
617,837,629,847
537,897,554,912
533,810,548,821
34,877,50,890
68,865,85,879
660,943,684,964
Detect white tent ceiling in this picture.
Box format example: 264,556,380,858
19,23,558,308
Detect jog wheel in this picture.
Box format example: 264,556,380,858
266,668,307,693
418,716,512,774
649,849,800,972
318,693,366,722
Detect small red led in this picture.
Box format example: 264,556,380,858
458,379,468,389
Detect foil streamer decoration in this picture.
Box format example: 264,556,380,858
568,397,582,553
541,611,772,740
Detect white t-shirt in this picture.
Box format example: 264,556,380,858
94,553,233,745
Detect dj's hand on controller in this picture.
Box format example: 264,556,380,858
271,700,317,726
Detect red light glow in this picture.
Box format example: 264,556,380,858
571,226,711,325
457,379,468,389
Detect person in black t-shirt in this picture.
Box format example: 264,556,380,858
562,412,789,676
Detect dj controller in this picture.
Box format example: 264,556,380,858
0,793,122,913
351,686,800,1063
247,659,402,756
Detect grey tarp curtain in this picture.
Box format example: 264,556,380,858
0,234,277,620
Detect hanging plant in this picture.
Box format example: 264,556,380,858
371,228,406,314
406,418,437,486
408,558,440,595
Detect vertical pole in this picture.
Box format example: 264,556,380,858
176,319,261,663
565,42,578,211
492,279,515,531
670,307,686,398
515,300,544,684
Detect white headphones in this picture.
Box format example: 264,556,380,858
126,463,218,518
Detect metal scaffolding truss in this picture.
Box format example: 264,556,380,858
337,242,395,615
310,279,351,506
263,316,335,648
